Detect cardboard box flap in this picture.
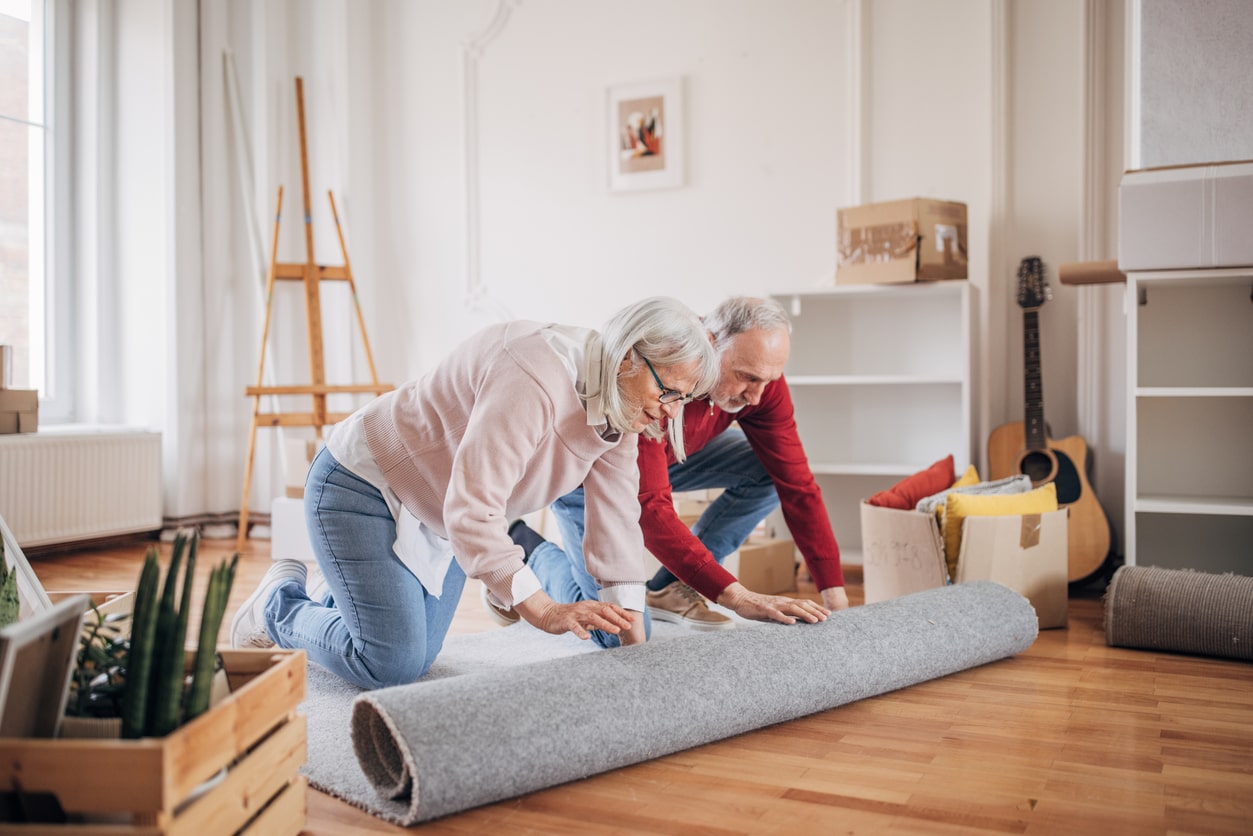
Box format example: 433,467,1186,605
955,510,1068,629
860,503,948,604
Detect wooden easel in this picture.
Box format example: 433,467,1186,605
237,77,392,550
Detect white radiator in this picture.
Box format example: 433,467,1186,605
0,427,163,547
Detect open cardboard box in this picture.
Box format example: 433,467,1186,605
860,502,1068,629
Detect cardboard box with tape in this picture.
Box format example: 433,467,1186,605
837,197,968,285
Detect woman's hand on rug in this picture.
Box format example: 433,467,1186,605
515,592,634,640
716,582,830,625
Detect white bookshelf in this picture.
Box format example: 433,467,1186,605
1125,268,1253,573
771,281,974,562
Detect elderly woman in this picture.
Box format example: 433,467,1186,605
230,296,718,690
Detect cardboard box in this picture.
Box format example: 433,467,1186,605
860,503,948,603
837,198,968,285
0,388,38,434
955,511,1068,629
729,537,797,595
860,501,1068,628
1118,160,1253,271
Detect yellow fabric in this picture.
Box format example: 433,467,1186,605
952,465,980,488
933,465,982,526
942,482,1058,578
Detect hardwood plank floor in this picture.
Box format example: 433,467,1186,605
27,536,1253,834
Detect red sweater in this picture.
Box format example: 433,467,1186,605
637,376,844,601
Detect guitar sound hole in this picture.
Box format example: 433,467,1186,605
1019,451,1055,484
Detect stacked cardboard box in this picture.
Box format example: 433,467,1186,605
0,389,38,434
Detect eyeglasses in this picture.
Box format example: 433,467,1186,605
641,356,694,405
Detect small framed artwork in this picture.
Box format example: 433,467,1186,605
607,77,685,192
0,593,90,738
1,513,53,621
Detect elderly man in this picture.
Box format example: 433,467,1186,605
488,296,848,646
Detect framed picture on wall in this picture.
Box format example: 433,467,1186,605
607,77,685,192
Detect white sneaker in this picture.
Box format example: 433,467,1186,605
230,559,307,648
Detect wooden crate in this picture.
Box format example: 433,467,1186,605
0,648,307,835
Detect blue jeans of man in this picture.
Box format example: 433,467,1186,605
265,446,466,690
531,428,779,649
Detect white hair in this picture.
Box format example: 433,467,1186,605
704,296,792,353
598,297,718,461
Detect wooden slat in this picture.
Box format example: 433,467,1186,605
270,262,350,281
169,716,306,836
243,383,392,397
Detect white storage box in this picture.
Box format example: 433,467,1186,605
1118,160,1253,270
271,496,316,563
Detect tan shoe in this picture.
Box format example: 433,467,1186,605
646,581,734,631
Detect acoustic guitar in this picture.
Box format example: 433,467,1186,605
987,256,1112,583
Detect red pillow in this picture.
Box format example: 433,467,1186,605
866,455,956,509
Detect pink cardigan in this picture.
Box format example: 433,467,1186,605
361,321,647,608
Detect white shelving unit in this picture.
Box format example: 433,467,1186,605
1125,268,1253,573
771,281,974,562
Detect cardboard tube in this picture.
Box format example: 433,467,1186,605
1058,260,1125,286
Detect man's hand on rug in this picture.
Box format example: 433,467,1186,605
716,582,830,625
515,592,635,641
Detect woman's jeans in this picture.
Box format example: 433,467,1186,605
531,428,779,648
265,446,466,690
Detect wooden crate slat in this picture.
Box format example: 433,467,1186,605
239,777,307,836
167,715,306,836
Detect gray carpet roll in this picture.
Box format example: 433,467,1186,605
1105,565,1253,661
350,580,1038,825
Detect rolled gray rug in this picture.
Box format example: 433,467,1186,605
350,580,1038,825
1105,564,1253,661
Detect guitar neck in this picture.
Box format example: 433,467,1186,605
1023,308,1046,450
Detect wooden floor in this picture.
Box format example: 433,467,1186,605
29,536,1253,835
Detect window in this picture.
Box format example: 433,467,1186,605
1,0,67,418
0,0,44,390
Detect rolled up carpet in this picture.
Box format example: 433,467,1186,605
1105,564,1253,661
350,580,1038,825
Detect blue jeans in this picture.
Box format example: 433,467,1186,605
266,447,466,690
533,428,779,648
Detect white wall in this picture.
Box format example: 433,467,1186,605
1136,0,1253,168
88,0,1249,557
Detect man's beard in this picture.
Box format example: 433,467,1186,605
714,395,747,413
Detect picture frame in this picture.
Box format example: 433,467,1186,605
0,592,90,739
0,513,53,621
607,77,685,192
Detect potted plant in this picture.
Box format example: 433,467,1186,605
62,530,238,739
61,603,131,737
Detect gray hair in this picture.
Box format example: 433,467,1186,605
599,296,718,460
703,296,792,353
